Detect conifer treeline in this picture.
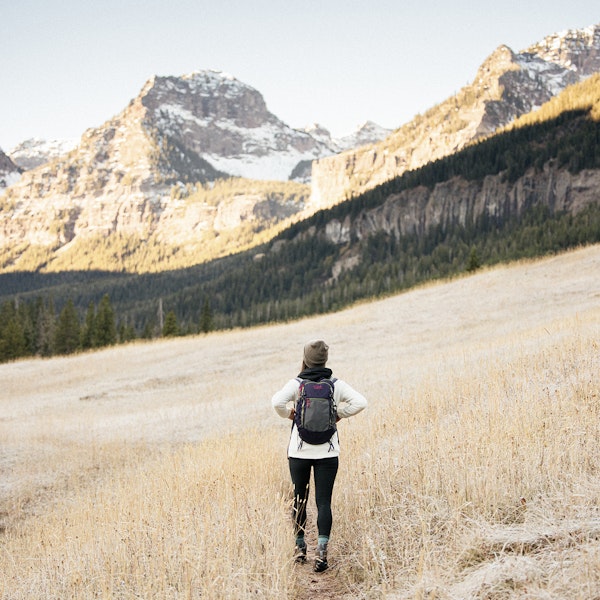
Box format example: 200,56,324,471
0,293,214,362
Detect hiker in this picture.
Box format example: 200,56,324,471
271,339,367,572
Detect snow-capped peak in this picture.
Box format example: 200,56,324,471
524,23,600,74
333,121,393,151
9,137,78,170
302,123,334,146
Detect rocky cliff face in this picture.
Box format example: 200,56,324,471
310,24,600,210
0,150,21,189
317,165,600,279
527,24,600,73
140,71,337,181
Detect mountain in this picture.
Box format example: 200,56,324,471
0,70,393,273
138,70,338,181
0,71,317,272
8,138,79,170
311,23,600,208
335,121,394,151
302,120,393,153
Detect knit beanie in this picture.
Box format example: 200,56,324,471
303,340,329,367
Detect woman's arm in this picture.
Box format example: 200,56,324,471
271,378,299,419
334,379,367,419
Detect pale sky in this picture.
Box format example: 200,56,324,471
1,0,599,151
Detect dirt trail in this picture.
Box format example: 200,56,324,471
294,565,346,600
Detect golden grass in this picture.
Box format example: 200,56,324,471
1,244,600,599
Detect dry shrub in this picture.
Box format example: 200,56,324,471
331,315,600,598
2,433,294,599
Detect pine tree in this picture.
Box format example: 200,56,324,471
55,299,81,355
14,299,34,356
118,322,136,343
95,295,117,347
0,301,26,361
162,310,180,337
37,297,56,357
81,301,97,349
142,321,155,340
0,319,26,361
466,246,481,272
200,298,213,333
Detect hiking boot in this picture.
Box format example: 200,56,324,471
294,540,307,564
314,542,328,572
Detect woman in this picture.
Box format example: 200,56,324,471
271,339,367,572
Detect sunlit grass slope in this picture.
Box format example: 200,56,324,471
1,244,599,599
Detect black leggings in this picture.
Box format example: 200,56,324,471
288,457,339,538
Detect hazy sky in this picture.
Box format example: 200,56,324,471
2,1,599,150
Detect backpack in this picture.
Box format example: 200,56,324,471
294,377,338,447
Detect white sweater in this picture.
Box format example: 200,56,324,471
271,377,367,459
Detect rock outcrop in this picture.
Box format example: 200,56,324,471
0,150,21,189
318,165,600,278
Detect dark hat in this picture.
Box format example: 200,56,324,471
303,340,329,367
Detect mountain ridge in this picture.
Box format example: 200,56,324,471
0,69,393,273
310,23,600,209
1,23,599,275
8,138,79,170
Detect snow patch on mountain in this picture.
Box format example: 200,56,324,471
205,149,317,181
302,123,335,146
155,104,212,132
0,170,21,190
515,53,577,96
182,70,247,97
335,121,394,151
9,137,78,170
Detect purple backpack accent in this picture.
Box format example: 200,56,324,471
294,378,337,446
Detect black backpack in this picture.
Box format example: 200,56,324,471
294,377,337,446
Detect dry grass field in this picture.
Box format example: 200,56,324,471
1,244,600,599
